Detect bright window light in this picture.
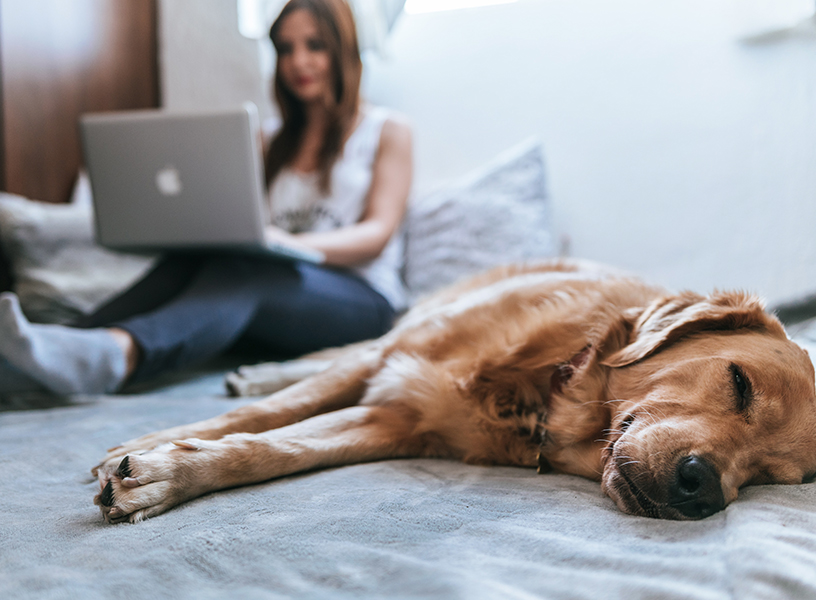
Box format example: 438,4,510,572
404,0,518,15
238,0,265,38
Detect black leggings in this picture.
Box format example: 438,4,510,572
76,254,395,382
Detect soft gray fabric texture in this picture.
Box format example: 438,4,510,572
0,356,46,394
402,138,557,303
0,185,157,324
2,362,816,600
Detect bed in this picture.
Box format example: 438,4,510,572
2,148,816,599
3,8,816,595
2,321,816,599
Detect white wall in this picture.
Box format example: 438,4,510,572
159,0,816,304
159,0,276,120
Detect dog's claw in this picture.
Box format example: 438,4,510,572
116,455,133,479
536,452,552,474
99,480,115,507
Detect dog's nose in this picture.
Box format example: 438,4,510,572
668,456,725,519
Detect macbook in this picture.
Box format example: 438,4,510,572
79,103,323,263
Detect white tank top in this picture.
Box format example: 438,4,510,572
267,106,407,311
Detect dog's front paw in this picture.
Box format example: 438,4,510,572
91,427,204,477
93,440,210,524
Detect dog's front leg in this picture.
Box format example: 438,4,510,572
94,404,422,524
93,347,382,474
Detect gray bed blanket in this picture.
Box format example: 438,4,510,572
3,362,816,600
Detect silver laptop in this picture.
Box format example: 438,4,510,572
79,103,323,263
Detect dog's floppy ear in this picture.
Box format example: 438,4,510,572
602,290,786,368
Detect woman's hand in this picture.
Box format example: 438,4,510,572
263,225,298,246
264,225,326,263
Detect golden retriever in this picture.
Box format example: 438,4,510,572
92,259,816,523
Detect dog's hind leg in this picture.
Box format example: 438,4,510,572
224,340,372,397
95,403,424,523
93,344,383,474
224,357,334,396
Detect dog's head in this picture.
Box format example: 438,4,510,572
600,291,816,520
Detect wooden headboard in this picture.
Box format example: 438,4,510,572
0,0,159,292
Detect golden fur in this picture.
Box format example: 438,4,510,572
92,259,816,522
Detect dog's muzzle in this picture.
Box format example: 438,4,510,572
609,451,726,520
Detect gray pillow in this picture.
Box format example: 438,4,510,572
402,139,557,303
0,178,157,324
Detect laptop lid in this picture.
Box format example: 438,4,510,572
80,103,271,253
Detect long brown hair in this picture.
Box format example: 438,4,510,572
266,0,362,194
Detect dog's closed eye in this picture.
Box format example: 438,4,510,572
730,364,752,414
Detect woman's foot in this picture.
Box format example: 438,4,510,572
0,293,128,394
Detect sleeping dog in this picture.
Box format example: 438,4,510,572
93,260,816,523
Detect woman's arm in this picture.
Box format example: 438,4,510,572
266,117,413,267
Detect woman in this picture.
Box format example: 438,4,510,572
0,0,412,395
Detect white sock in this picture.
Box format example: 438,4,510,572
0,356,47,394
0,293,127,394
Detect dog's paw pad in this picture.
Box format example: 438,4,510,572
121,472,154,487
172,439,202,451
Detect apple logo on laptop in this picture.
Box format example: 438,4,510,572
155,165,183,196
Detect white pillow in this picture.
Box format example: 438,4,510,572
402,139,557,303
0,175,157,324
